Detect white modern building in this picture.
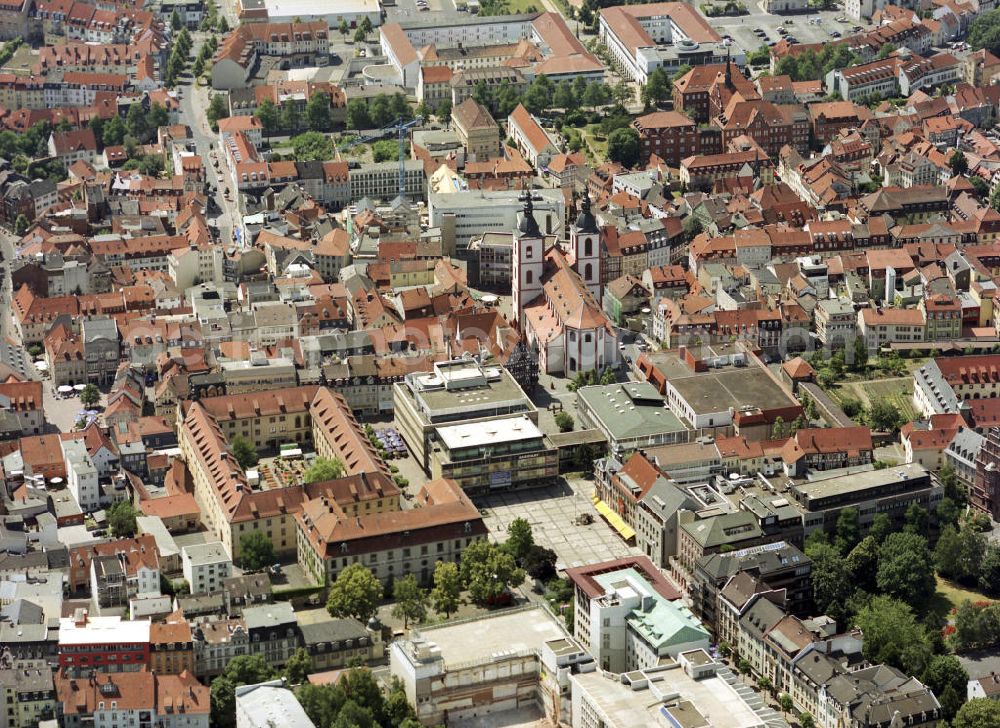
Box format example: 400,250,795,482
571,651,788,728
569,563,709,673
62,439,100,513
390,606,593,726
182,542,233,595
260,0,381,27
429,188,565,256
235,680,315,728
598,2,738,84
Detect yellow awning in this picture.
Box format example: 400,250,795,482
593,499,636,542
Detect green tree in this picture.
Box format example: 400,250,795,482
869,512,893,543
297,682,347,728
866,397,903,432
430,560,461,618
771,416,785,439
372,139,398,163
922,655,968,722
239,530,276,571
211,656,277,728
845,535,879,594
971,175,990,199
327,563,383,622
904,503,929,535
285,647,313,686
672,64,692,82
505,517,534,562
953,698,1000,728
979,545,1000,596
126,102,148,142
80,383,100,407
555,411,575,432
682,216,703,241
835,507,861,555
102,114,126,147
800,714,816,728
778,694,793,715
805,540,852,623
360,17,373,36
970,9,1000,56
13,214,28,235
607,127,640,167
495,80,521,117
852,336,868,371
339,19,349,39
231,435,258,469
217,16,229,33
206,94,230,131
877,532,936,607
553,81,575,112
282,102,303,134
854,596,932,675
583,81,610,111
523,75,554,115
600,367,616,385
255,98,280,137
876,42,897,59
307,91,333,132
460,540,524,605
522,544,557,581
354,27,366,43
936,523,986,585
347,99,373,130
950,150,970,175
171,8,183,30
641,66,671,108
303,456,346,484
391,574,428,628
473,80,493,112
107,500,138,538
436,98,452,122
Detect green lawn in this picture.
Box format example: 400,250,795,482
502,0,543,11
934,575,993,617
827,376,918,423
581,125,608,160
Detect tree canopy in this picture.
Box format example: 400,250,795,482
108,500,138,538
304,457,346,484
953,698,1000,728
239,530,276,572
291,131,335,162
231,435,259,470
296,669,416,728
854,596,933,676
211,656,278,728
876,532,936,608
970,10,1000,58
459,539,524,605
327,563,383,622
607,127,640,168
430,560,462,618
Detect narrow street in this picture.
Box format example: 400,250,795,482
180,35,239,248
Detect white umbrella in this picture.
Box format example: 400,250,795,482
57,385,72,394
49,477,62,485
74,384,87,392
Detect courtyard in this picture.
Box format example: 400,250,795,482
477,477,639,571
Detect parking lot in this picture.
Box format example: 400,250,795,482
714,7,870,62
478,478,640,571
384,0,466,25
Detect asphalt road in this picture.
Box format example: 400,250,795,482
0,232,15,343
181,34,239,248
